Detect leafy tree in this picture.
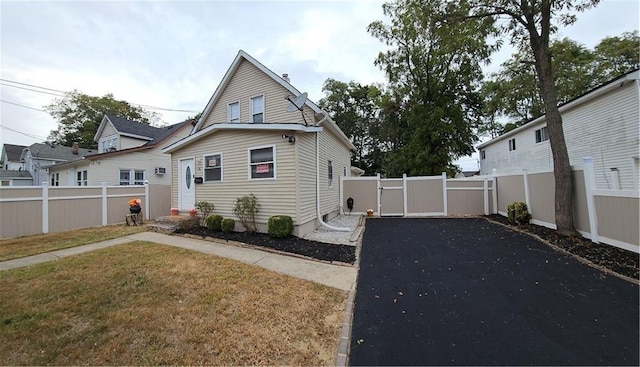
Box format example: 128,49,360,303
368,0,497,176
460,0,603,236
319,79,384,173
593,30,639,82
46,91,158,148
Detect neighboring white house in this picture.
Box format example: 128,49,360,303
0,144,33,186
47,115,193,186
478,69,640,190
162,50,355,237
19,143,96,186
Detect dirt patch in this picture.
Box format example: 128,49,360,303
173,227,356,264
486,214,639,281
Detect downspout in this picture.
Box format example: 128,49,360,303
316,117,350,232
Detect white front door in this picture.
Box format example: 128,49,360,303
179,158,195,211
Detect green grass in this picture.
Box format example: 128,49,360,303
0,224,148,261
0,242,347,365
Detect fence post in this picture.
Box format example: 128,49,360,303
102,182,108,226
492,174,498,214
583,157,599,243
442,172,448,216
144,181,150,220
522,169,531,215
483,178,489,215
376,173,381,215
403,173,408,216
42,182,49,234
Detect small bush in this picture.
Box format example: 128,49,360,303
268,216,293,238
221,218,235,233
233,194,260,233
507,201,532,224
195,201,215,226
205,214,223,231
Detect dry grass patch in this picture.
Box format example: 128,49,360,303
0,224,148,261
0,242,347,365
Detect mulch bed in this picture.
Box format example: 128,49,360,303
173,227,356,264
485,214,639,280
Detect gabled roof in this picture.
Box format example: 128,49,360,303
24,143,96,161
2,144,27,162
94,115,189,143
193,50,324,132
478,69,640,150
0,169,32,179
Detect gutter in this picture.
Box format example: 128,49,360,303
316,116,350,232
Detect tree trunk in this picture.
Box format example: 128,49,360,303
529,34,577,237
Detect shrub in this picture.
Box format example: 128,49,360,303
507,201,532,224
221,218,235,233
205,214,223,231
233,194,260,233
268,216,293,238
195,201,215,226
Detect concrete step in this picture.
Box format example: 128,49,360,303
148,223,178,235
154,215,200,229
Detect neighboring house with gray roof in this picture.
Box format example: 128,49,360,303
47,115,194,186
1,144,27,170
22,143,95,186
0,169,33,186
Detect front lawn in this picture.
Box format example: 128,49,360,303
0,242,347,365
0,225,148,261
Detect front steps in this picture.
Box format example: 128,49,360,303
148,215,199,235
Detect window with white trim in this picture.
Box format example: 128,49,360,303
249,146,275,179
251,95,264,123
535,126,548,143
76,170,88,186
50,173,59,186
508,138,516,151
328,160,333,188
119,169,145,185
204,153,222,182
100,136,118,153
228,102,240,122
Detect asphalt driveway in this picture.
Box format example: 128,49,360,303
349,218,639,366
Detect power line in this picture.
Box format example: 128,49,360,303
0,77,200,113
0,99,47,112
0,82,66,97
0,124,49,141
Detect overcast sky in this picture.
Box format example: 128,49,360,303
1,0,638,171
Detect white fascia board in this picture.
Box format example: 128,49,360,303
93,115,111,142
118,132,154,141
319,114,356,150
477,70,640,150
193,50,323,133
163,123,323,153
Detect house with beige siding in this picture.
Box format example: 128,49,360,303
47,115,193,186
162,50,355,236
478,69,640,190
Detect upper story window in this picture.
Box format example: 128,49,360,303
251,95,264,123
228,102,240,122
249,145,275,180
204,153,222,182
100,136,118,153
508,138,516,151
535,126,549,143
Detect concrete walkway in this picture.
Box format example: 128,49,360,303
0,232,358,291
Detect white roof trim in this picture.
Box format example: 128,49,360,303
192,50,323,133
93,115,112,142
163,123,323,153
118,132,154,141
318,115,356,150
478,70,639,149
